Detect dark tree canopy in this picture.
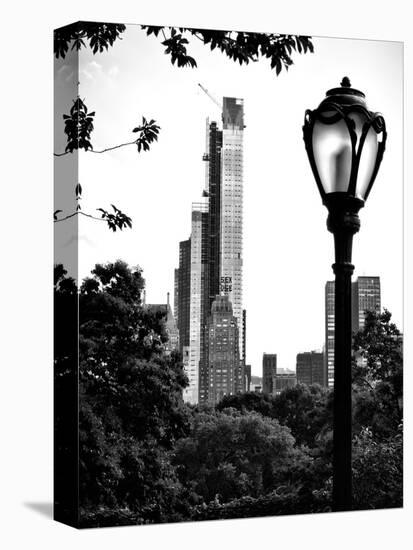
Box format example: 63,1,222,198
173,409,308,504
54,22,314,77
54,22,127,59
54,261,191,525
352,309,403,438
217,385,332,448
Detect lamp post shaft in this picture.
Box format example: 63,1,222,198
327,201,361,512
332,257,354,511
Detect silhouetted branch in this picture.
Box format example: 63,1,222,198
90,140,137,153
54,211,106,223
54,140,137,156
54,202,132,232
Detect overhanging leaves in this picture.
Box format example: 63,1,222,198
63,97,95,153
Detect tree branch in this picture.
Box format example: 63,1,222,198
54,211,106,223
54,140,137,157
90,140,137,153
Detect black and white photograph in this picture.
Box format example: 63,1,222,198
53,20,403,528
2,2,411,548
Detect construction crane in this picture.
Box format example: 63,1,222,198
198,83,222,110
198,84,222,162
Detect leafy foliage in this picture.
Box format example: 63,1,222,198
352,309,403,438
58,97,160,157
353,309,402,393
192,486,330,521
54,265,78,520
53,185,132,233
56,98,161,229
54,22,127,58
173,409,309,504
217,391,275,417
73,261,190,522
161,28,197,68
55,22,314,77
142,27,314,76
63,97,95,153
352,426,403,510
217,384,332,448
272,384,333,447
132,117,161,152
97,204,132,231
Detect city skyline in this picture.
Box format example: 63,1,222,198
53,27,403,375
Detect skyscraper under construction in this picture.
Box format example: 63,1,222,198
175,97,246,405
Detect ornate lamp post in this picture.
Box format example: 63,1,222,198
303,77,387,511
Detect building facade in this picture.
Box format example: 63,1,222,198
272,369,297,395
352,276,381,332
262,353,277,394
207,296,240,405
244,363,251,392
186,201,209,405
325,276,381,388
219,98,245,358
177,239,191,355
296,351,325,387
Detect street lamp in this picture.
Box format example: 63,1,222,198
302,77,387,512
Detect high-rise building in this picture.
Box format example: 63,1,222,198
272,368,297,395
244,363,251,392
177,239,191,354
186,201,209,405
262,353,277,394
176,97,245,405
219,98,245,358
324,276,381,387
206,119,222,311
296,351,325,387
242,308,247,363
352,276,381,332
207,295,240,405
174,268,179,327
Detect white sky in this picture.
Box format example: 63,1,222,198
54,27,403,376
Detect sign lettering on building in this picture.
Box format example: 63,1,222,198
220,276,232,293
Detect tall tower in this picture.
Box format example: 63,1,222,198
177,239,191,354
352,276,381,332
220,98,244,358
185,201,209,405
325,276,381,388
206,120,223,310
262,353,277,394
